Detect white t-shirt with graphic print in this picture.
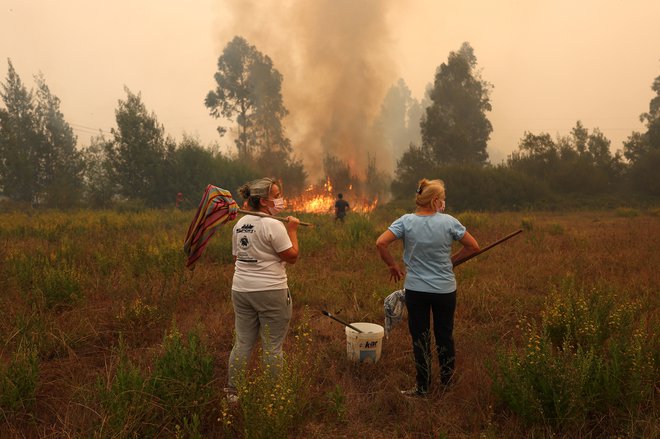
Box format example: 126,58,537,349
231,214,293,292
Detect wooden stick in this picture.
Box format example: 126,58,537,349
453,229,523,267
322,310,364,333
237,209,313,227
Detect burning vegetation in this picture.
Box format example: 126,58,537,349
286,177,378,214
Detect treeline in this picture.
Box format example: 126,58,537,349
1,37,659,210
0,40,306,209
0,61,258,209
390,43,660,210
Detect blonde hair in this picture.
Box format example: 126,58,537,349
415,178,445,208
238,177,279,209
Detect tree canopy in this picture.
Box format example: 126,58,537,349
0,60,82,206
104,87,174,205
205,36,306,193
420,42,492,166
205,36,290,160
373,78,424,167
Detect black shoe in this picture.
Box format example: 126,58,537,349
400,387,428,398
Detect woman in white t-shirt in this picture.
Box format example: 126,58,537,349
376,178,480,397
226,177,300,400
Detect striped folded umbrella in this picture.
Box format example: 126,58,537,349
183,184,239,269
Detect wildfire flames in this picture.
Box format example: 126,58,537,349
286,177,378,214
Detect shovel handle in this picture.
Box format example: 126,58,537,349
322,310,364,333
238,209,312,227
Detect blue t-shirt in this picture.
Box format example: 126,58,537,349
388,213,466,294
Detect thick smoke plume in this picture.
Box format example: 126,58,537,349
214,0,397,180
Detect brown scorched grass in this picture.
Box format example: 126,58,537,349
0,207,657,438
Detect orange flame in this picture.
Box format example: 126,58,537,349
286,178,378,214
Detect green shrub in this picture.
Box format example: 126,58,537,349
96,327,215,437
115,297,163,335
37,265,83,309
8,252,45,292
521,216,535,231
151,325,215,430
456,211,489,229
547,223,564,235
97,344,154,437
229,314,315,439
614,207,640,217
341,214,376,248
0,342,39,414
491,282,657,431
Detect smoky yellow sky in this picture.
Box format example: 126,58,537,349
1,0,659,170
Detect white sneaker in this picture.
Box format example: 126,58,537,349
223,387,239,404
400,387,428,398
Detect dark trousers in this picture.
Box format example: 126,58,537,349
405,289,456,391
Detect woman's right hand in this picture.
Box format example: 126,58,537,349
285,216,300,232
388,264,405,283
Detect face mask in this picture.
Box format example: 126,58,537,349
268,197,285,215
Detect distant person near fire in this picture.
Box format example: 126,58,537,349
334,193,350,222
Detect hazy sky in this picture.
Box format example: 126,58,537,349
2,0,659,168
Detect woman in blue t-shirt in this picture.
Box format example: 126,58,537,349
376,178,480,397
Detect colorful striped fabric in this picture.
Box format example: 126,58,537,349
183,184,239,269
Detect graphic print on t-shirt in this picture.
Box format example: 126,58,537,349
236,223,258,262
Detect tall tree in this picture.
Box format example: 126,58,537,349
624,73,660,195
640,74,660,149
391,143,438,197
420,42,492,165
374,78,423,166
34,74,83,207
0,59,42,203
571,120,588,155
205,36,290,161
106,87,173,204
81,134,115,207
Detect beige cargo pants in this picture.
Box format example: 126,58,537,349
227,288,292,389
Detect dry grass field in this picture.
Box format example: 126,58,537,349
0,207,658,438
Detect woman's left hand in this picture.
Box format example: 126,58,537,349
388,265,405,283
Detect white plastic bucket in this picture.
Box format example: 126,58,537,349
345,322,384,363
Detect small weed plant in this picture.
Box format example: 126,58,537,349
325,384,347,422
0,341,39,416
38,265,83,309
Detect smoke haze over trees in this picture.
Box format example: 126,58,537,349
0,36,658,210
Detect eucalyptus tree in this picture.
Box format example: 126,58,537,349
105,87,174,205
624,73,660,195
205,36,290,162
0,59,41,203
420,42,492,166
0,60,82,206
34,74,83,207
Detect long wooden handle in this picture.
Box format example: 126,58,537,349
237,209,313,227
322,310,364,333
453,229,523,267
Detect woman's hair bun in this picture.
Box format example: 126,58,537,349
237,184,251,199
416,179,428,194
